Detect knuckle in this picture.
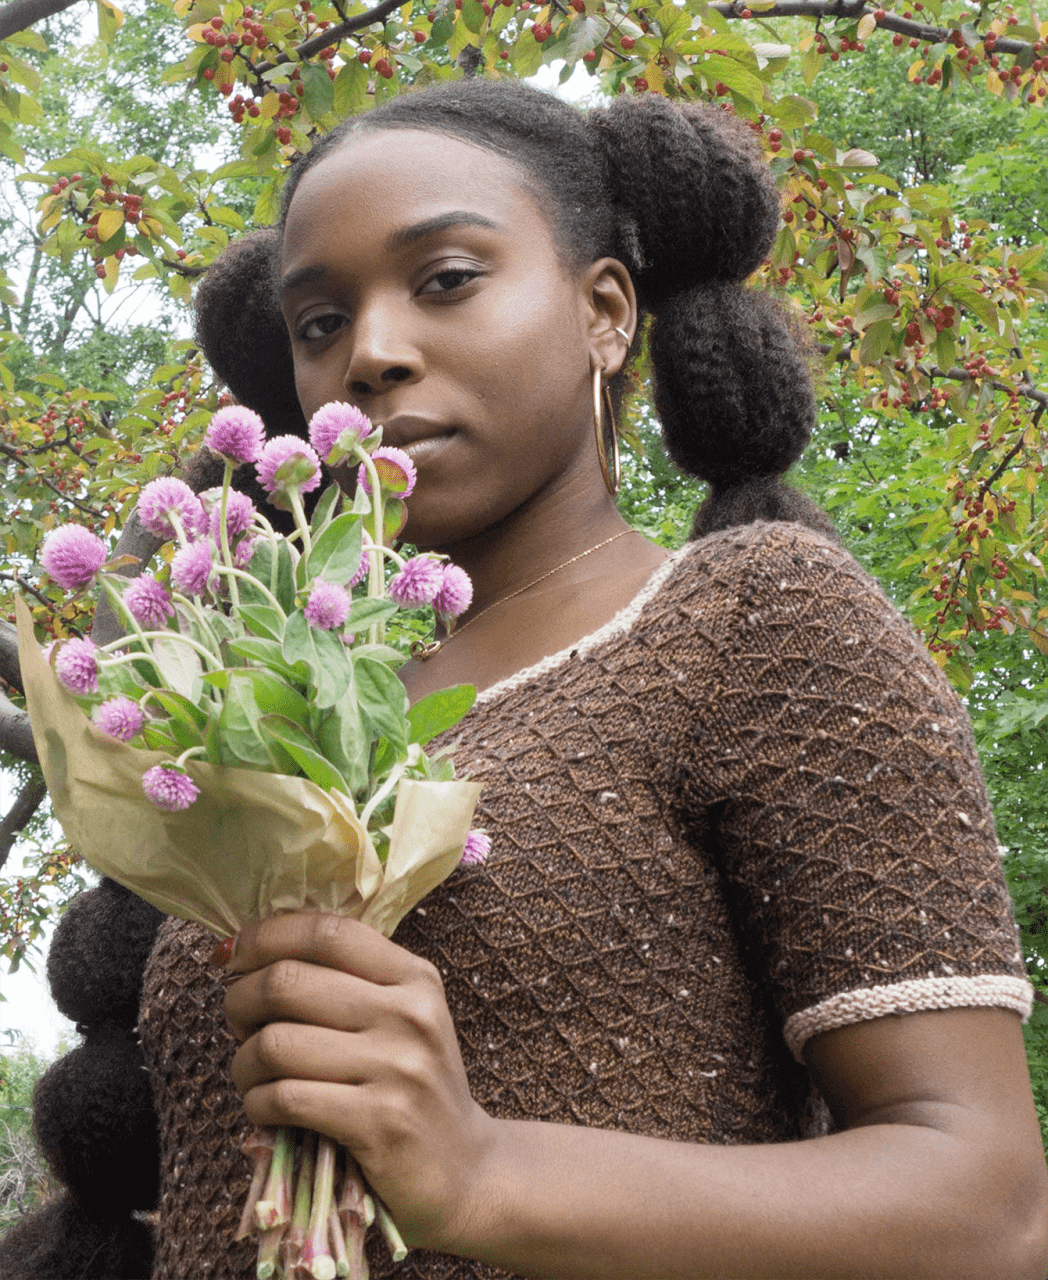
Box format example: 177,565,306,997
261,959,306,1010
254,1022,295,1076
306,911,345,956
270,1076,310,1122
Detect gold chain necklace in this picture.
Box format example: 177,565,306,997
411,527,638,661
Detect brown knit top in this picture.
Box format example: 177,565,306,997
139,521,1031,1280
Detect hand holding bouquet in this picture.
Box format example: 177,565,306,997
18,402,486,1278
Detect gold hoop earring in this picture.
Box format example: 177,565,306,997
592,363,621,496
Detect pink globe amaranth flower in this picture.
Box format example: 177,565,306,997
54,638,99,694
234,535,260,569
171,540,217,597
122,576,174,629
137,477,207,542
347,549,369,589
388,555,443,607
93,696,144,742
356,447,416,498
256,436,322,500
204,405,266,466
40,525,107,590
460,830,491,865
308,402,372,464
434,564,473,621
142,765,199,812
304,579,351,631
209,489,257,545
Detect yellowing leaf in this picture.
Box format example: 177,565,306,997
259,92,281,120
96,0,124,42
96,208,124,242
907,59,925,83
985,68,1003,95
185,22,209,41
856,12,877,39
644,59,666,93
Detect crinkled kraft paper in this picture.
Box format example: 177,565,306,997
16,597,481,939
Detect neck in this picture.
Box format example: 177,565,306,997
431,472,630,625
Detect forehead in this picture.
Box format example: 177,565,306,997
281,128,551,262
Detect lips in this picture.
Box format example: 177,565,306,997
375,415,455,451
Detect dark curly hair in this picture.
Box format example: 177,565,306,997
194,78,833,539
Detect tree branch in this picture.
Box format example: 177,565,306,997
711,0,1037,56
0,619,22,695
0,0,82,40
252,0,408,74
0,777,46,873
0,690,36,764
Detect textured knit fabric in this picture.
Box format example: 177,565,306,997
139,521,1030,1280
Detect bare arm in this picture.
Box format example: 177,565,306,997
223,913,1048,1280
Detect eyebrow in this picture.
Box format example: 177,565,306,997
281,211,502,296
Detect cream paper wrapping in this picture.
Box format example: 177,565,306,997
16,597,481,939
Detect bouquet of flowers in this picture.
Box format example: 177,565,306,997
16,401,486,1280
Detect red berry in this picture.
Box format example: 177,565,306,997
414,29,426,40
277,126,292,144
873,7,885,18
50,183,62,195
571,0,585,9
375,56,394,76
176,248,188,259
892,32,903,44
210,15,223,28
95,263,107,278
633,75,648,89
533,21,549,40
584,49,597,61
358,48,372,62
202,67,216,79
620,34,635,48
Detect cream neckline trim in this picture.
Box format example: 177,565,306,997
473,541,693,707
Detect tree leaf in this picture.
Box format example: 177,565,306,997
407,683,476,745
282,610,353,708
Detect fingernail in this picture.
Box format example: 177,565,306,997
210,935,237,967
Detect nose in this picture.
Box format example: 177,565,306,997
343,294,423,399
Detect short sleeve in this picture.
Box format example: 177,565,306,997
675,523,1031,1062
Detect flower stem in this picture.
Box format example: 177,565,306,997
373,1196,407,1263
297,1134,339,1278
283,1127,315,1273
256,1227,284,1280
218,564,287,616
255,1125,295,1232
99,629,222,669
353,447,385,647
218,461,242,610
287,488,312,559
237,1128,276,1241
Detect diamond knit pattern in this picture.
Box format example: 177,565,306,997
140,522,1027,1280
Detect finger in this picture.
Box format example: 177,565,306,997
230,1020,376,1093
224,958,386,1042
226,912,425,986
238,1075,370,1151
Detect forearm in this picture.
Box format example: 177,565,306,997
439,1116,1041,1280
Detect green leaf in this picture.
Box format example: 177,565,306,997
236,603,285,643
150,635,203,701
345,597,399,630
300,62,334,120
246,537,296,612
859,316,894,366
205,668,311,727
308,483,342,538
148,688,209,734
226,637,309,685
461,0,486,33
259,715,352,795
353,653,409,751
304,512,364,588
217,676,284,771
407,683,476,745
282,610,353,708
316,703,371,796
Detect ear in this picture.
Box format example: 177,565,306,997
581,258,637,376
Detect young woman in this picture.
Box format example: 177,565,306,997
23,79,1048,1279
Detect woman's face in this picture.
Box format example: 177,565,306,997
280,128,608,550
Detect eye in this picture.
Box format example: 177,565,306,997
295,312,346,343
417,266,482,296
